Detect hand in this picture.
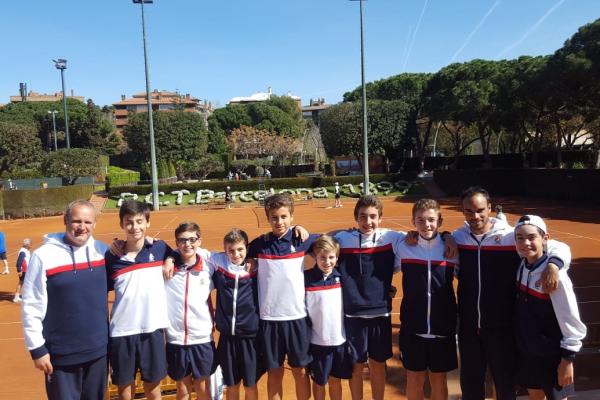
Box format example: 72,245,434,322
443,234,458,259
162,257,175,280
33,354,53,375
245,259,257,274
558,359,574,387
404,231,418,246
541,263,560,293
293,225,310,242
18,272,23,278
109,239,126,257
389,285,398,299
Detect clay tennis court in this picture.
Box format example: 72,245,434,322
0,196,598,399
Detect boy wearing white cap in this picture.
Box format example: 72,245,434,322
13,238,32,303
514,215,586,400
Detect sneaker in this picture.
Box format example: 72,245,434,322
1,270,8,275
12,296,21,303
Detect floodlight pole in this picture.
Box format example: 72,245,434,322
134,0,159,211
53,59,70,148
351,0,369,194
48,110,58,151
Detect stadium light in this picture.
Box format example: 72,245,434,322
350,0,369,194
53,58,70,148
133,0,159,210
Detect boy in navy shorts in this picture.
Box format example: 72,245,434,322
248,193,318,400
514,216,586,400
305,235,354,400
105,200,172,400
212,228,263,400
334,195,405,400
164,222,217,400
396,199,458,400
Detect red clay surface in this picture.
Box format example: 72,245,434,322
1,196,599,399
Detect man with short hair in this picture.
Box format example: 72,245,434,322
21,200,109,400
453,187,570,400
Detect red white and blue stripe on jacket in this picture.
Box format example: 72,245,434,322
105,239,171,337
515,253,586,360
210,252,259,337
335,229,404,317
248,229,319,321
305,267,346,346
21,233,108,366
397,235,458,336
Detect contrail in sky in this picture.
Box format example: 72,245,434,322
496,0,567,59
402,25,413,71
450,0,501,63
403,0,429,70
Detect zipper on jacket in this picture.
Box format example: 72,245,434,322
231,273,239,336
183,271,190,345
470,233,487,331
426,254,432,335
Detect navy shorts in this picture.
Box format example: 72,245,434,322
217,335,265,387
45,355,108,400
517,353,575,400
309,342,355,386
0,252,6,260
399,330,458,372
19,272,26,283
345,316,392,363
109,329,167,385
259,318,312,369
166,341,217,381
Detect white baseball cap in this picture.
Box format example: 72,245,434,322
515,215,547,234
23,238,31,245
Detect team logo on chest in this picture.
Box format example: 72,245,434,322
335,276,340,284
494,235,502,243
149,253,155,262
290,245,296,253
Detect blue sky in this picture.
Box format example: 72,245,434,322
1,0,599,107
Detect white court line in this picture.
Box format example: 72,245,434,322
0,321,21,325
0,337,23,341
551,229,600,243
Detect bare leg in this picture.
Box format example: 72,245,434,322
429,372,449,400
291,367,310,400
193,376,210,400
117,383,135,400
328,377,342,400
267,367,284,400
369,358,386,400
349,363,364,400
244,384,258,400
528,389,547,400
312,381,326,400
175,377,192,400
225,382,240,400
144,380,162,400
406,370,426,400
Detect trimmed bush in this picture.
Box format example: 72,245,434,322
107,173,417,197
1,184,95,218
106,166,141,189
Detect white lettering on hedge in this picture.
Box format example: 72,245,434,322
117,181,413,207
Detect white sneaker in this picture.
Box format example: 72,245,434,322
12,296,21,303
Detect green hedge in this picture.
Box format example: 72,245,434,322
434,168,600,203
106,166,141,189
1,184,95,218
107,173,417,197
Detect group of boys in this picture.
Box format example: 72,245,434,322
19,187,586,400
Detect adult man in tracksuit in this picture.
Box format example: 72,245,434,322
454,187,569,400
21,200,109,400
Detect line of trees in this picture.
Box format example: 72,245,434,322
321,17,600,171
